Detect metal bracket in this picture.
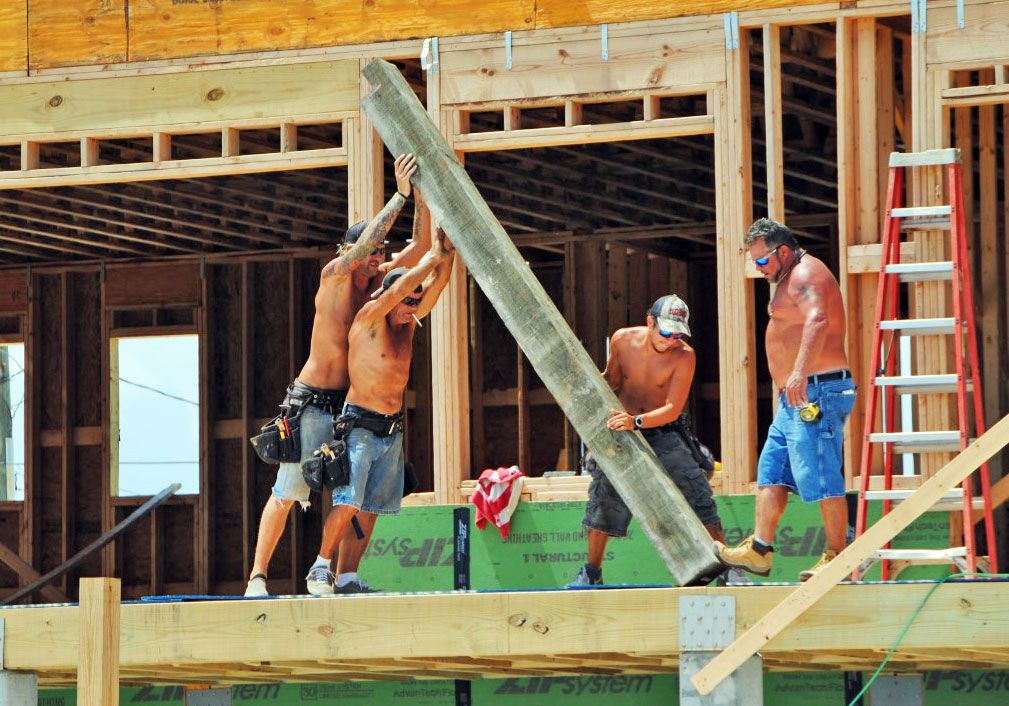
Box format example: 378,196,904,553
956,0,965,29
600,24,609,61
185,687,232,706
505,31,513,70
421,37,440,74
723,12,740,50
911,0,928,33
679,596,736,651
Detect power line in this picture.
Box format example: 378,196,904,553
117,377,197,405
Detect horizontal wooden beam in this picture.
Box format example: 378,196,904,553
453,115,714,152
3,582,1009,682
0,62,357,138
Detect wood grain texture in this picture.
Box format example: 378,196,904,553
0,60,357,138
28,1,126,70
362,59,721,585
78,577,120,706
0,1,27,73
127,0,536,62
535,0,828,29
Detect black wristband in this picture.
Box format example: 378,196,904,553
396,190,410,200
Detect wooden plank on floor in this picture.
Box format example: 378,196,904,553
691,412,1009,695
361,58,721,584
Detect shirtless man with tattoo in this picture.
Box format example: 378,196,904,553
717,218,855,582
245,153,432,597
303,229,455,584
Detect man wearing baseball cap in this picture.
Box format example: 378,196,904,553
569,294,731,587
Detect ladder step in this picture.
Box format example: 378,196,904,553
875,547,967,563
869,430,966,453
874,374,973,395
883,262,953,282
890,205,952,219
879,317,957,335
888,149,961,168
864,488,985,512
900,217,951,232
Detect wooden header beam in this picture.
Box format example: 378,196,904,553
361,59,721,585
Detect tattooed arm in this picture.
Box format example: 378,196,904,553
385,189,432,272
321,153,418,279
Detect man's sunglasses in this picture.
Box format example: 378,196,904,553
403,295,422,306
658,330,687,340
753,245,781,267
372,245,386,256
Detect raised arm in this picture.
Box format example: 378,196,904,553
357,251,441,324
783,266,829,406
321,153,417,279
414,233,455,320
386,190,432,271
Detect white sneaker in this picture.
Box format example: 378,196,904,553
306,566,335,595
244,574,268,597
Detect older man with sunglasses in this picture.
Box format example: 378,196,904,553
568,294,727,587
717,218,854,582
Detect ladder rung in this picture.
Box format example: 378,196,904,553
874,374,973,395
869,431,966,453
875,547,967,563
888,149,961,168
899,217,951,232
879,318,957,335
883,262,953,282
890,205,952,219
864,488,985,512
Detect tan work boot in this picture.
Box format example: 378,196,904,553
798,549,838,582
715,535,772,577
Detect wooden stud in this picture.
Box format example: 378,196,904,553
196,264,212,595
517,345,530,473
280,123,298,153
976,73,999,446
222,127,240,157
503,106,521,132
102,278,116,577
20,140,38,170
995,65,1007,85
606,245,627,332
240,262,252,578
468,276,485,473
78,577,120,706
643,95,661,121
80,137,100,167
60,273,75,595
763,24,785,221
152,132,171,162
564,100,583,126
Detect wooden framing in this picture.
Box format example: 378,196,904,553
5,578,1009,686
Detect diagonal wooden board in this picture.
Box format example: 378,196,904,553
691,412,1009,695
360,59,722,585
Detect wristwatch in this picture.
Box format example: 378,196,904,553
633,415,644,429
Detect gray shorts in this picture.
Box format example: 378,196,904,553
271,382,346,505
583,427,721,537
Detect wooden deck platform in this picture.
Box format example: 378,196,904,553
5,581,1009,687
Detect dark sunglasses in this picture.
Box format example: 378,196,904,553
402,295,422,306
372,245,386,256
753,245,781,267
658,330,687,340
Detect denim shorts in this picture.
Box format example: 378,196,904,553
757,377,857,503
330,424,405,515
583,427,722,537
271,384,346,506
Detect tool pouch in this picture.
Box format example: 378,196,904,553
673,413,716,478
300,414,355,492
250,413,301,465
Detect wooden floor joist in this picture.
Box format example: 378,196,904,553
360,58,721,585
3,581,1009,687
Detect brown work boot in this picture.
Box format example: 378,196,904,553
715,535,772,577
798,549,839,582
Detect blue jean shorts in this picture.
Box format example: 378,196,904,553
757,376,857,503
271,384,345,506
330,425,405,515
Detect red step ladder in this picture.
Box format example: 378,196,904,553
854,148,998,580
